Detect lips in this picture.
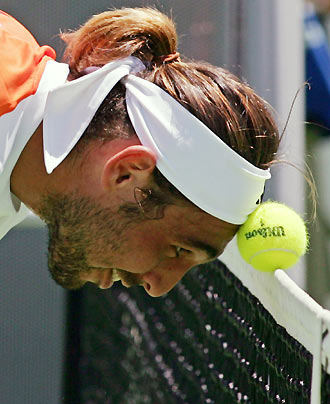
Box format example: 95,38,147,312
98,269,116,289
115,268,143,288
97,268,142,289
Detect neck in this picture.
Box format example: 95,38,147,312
10,123,68,215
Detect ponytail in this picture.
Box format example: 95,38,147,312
61,8,178,78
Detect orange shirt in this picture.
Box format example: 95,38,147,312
0,10,56,116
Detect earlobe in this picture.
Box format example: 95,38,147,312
101,146,157,192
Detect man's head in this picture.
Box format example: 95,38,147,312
39,141,239,297
37,8,280,296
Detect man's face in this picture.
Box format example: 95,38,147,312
41,193,238,297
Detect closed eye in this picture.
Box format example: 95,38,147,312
175,246,191,257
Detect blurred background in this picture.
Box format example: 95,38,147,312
0,0,329,403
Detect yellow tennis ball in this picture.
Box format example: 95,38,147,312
237,202,308,272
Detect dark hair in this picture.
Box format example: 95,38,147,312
61,7,280,211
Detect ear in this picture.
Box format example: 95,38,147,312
101,145,157,197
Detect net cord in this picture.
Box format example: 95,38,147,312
221,238,330,403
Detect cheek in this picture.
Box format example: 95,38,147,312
119,229,163,272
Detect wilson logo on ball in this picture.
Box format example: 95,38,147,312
244,222,286,240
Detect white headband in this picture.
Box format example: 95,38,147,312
43,56,270,224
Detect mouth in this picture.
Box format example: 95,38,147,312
112,269,121,282
114,268,143,288
97,268,142,289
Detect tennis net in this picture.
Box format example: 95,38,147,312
64,244,330,404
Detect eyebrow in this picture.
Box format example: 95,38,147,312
183,238,219,260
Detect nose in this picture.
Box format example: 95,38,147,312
141,261,193,297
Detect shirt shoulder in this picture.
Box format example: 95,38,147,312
0,11,56,116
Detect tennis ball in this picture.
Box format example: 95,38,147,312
237,202,308,272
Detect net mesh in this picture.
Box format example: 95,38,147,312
65,260,330,404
